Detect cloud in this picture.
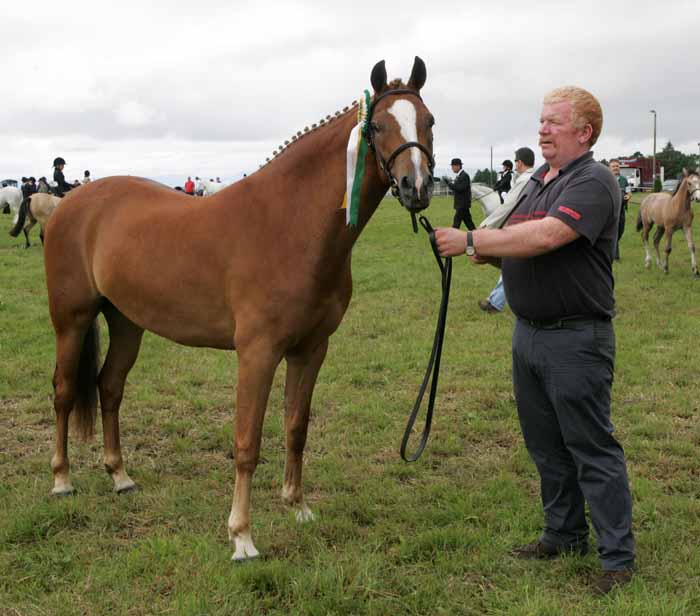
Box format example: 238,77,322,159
2,0,699,181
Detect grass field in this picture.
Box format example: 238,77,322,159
2,193,700,615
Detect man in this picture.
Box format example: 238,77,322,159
52,157,73,197
442,158,474,230
492,159,514,203
435,86,634,595
478,147,536,314
609,159,630,260
184,176,195,195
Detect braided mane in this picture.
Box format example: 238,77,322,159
256,80,409,170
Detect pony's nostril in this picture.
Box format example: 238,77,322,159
400,176,412,190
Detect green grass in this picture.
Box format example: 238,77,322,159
2,194,700,614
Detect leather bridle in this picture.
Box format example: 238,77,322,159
363,89,435,207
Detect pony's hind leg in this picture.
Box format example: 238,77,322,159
641,223,653,268
51,318,100,495
662,228,674,274
98,304,144,493
682,225,699,278
281,340,328,523
228,340,282,561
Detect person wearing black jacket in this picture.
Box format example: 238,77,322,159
443,157,474,230
493,159,513,203
52,157,73,197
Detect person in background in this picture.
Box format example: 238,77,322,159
478,147,536,314
492,159,514,203
442,157,474,230
184,176,195,195
38,177,51,193
82,170,92,184
52,157,73,197
608,159,630,261
435,86,634,595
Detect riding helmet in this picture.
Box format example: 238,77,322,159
53,157,66,167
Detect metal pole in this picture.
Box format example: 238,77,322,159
697,142,700,170
490,146,493,187
650,109,656,187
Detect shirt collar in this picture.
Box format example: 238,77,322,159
532,150,594,184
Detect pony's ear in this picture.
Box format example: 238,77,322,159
407,56,427,91
371,60,387,93
683,168,689,177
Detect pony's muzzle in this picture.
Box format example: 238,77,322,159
399,173,433,211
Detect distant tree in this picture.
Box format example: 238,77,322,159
656,141,696,179
473,168,496,185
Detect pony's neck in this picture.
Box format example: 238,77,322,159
256,109,390,269
674,178,691,212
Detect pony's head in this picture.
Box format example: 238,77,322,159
365,57,434,211
684,168,700,202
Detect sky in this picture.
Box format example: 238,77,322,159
2,0,699,186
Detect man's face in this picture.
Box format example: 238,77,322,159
538,101,591,168
609,161,620,176
451,164,461,174
515,160,525,174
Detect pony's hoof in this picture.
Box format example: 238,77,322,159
50,486,75,497
294,505,316,523
115,483,139,495
231,539,260,562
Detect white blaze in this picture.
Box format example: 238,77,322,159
388,99,423,193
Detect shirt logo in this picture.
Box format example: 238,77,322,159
557,205,582,221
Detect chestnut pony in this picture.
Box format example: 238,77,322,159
636,168,700,277
43,58,435,560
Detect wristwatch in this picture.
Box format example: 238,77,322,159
465,231,475,256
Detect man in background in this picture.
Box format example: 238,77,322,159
608,159,630,260
443,157,474,230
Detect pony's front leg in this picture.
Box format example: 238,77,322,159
652,227,665,270
228,342,281,562
682,225,699,278
282,340,328,523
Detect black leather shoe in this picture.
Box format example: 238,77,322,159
511,540,589,560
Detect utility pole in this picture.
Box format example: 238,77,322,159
490,146,493,187
650,110,657,187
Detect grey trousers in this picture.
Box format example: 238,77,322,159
512,318,635,571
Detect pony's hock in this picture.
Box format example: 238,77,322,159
42,57,435,561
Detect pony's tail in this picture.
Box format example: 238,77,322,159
636,211,643,232
69,320,101,441
9,198,28,237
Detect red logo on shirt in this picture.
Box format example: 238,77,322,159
557,206,582,221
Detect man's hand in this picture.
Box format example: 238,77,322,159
434,227,467,257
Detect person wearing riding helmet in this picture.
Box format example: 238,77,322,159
493,159,514,203
53,157,73,197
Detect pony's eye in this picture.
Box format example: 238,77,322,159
427,115,435,128
371,121,381,132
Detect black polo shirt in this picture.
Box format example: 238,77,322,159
501,151,621,322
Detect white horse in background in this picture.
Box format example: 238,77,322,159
471,182,502,218
199,178,228,196
1,185,23,224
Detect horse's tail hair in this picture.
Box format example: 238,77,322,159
9,198,29,237
69,320,101,441
636,210,643,232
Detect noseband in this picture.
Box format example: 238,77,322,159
364,89,435,203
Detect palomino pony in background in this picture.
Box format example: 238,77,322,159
43,57,435,561
471,182,502,218
9,193,62,248
637,168,700,277
1,185,23,224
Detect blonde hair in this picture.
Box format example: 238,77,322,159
543,86,603,147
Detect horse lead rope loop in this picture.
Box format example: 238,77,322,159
400,215,452,462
